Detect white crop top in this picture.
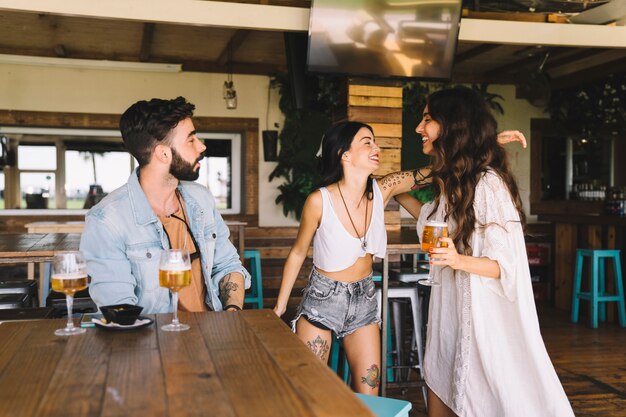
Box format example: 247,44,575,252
313,179,387,272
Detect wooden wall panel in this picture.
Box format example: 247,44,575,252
554,223,577,311
346,82,402,231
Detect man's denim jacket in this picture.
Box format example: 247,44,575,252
80,169,250,313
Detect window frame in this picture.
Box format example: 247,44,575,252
0,127,243,215
197,132,242,215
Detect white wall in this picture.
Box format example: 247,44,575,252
0,63,545,226
0,62,295,226
491,85,547,222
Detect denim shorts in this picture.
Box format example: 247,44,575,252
292,268,381,338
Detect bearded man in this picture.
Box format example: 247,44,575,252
80,97,250,313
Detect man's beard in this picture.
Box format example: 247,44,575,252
170,147,202,181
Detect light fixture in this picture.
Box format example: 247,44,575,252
222,41,237,110
223,75,237,110
0,54,181,72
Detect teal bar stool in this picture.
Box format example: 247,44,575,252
571,249,626,328
355,393,412,417
329,335,351,384
243,249,263,309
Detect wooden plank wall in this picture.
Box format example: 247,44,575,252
346,83,403,231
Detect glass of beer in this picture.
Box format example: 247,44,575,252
159,249,192,331
51,251,88,336
418,221,448,287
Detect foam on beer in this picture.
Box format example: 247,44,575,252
424,221,448,228
51,272,87,280
160,264,191,271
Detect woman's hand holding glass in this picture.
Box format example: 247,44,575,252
419,221,448,286
428,237,462,269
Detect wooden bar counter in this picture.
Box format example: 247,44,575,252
538,214,626,316
0,310,374,417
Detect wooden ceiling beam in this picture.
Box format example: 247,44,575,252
182,59,285,75
544,48,611,71
483,47,571,78
216,30,250,66
54,44,66,58
139,23,155,62
551,55,626,90
454,44,500,65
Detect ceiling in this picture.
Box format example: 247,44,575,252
0,0,625,91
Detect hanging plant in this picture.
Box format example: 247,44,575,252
269,73,343,220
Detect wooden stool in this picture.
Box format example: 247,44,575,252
571,249,626,328
243,249,263,309
355,393,412,417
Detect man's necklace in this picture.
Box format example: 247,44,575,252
337,183,368,251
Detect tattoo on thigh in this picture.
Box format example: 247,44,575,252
360,364,380,389
306,335,329,360
219,273,239,303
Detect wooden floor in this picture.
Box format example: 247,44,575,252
386,303,626,417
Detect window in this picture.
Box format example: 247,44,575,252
197,133,242,214
65,150,134,209
0,127,243,214
18,144,57,209
0,172,4,209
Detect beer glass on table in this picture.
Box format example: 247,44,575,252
51,251,88,336
418,221,448,287
159,249,191,331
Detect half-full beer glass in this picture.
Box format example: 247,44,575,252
51,251,88,336
419,221,448,287
159,249,191,331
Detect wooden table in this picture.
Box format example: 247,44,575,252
0,310,375,417
0,233,81,304
380,228,423,396
24,223,86,280
0,233,81,264
24,220,247,255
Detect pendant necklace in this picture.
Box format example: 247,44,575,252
337,183,368,251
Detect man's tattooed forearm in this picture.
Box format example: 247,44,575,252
219,273,239,303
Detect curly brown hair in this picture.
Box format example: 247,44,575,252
425,87,526,255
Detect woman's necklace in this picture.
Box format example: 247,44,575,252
337,183,368,251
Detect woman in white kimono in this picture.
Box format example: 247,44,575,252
401,87,575,417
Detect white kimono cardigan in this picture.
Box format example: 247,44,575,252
417,170,574,417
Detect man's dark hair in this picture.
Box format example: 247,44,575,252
119,96,195,166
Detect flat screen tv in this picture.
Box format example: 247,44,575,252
307,0,463,80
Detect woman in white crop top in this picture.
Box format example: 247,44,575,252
273,121,430,395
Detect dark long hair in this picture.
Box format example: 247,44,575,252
317,121,374,199
426,87,526,254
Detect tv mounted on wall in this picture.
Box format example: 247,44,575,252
307,0,463,80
